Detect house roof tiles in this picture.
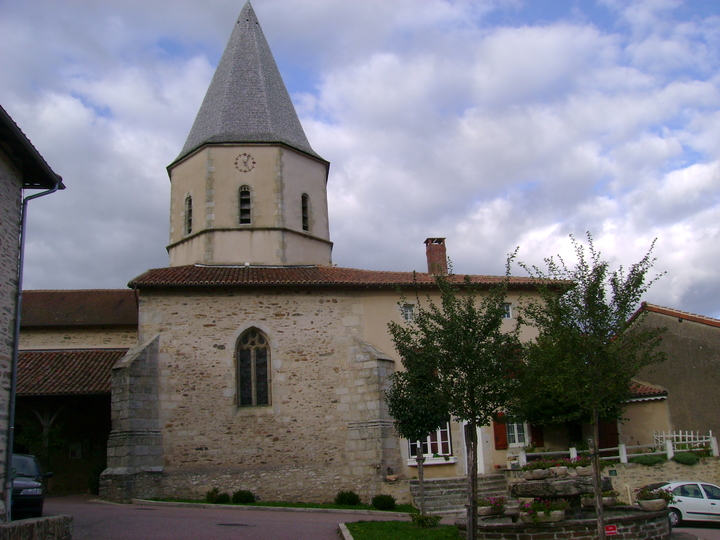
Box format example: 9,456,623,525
21,289,138,327
628,381,667,400
128,264,541,289
18,349,126,396
639,302,720,329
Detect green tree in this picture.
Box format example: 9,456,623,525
383,345,447,515
388,258,521,540
514,233,665,540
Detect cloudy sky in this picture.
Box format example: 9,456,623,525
2,0,720,318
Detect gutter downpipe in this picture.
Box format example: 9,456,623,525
4,182,60,521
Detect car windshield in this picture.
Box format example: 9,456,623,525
12,456,40,477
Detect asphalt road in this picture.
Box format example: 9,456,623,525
43,495,412,540
674,523,720,540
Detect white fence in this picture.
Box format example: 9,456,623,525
516,431,718,467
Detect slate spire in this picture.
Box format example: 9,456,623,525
175,1,321,163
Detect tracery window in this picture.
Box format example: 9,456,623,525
184,195,193,235
239,186,252,225
236,329,271,406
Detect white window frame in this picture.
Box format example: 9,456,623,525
502,303,512,319
400,303,415,322
506,419,528,447
407,421,458,466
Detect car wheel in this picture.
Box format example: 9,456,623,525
668,507,682,527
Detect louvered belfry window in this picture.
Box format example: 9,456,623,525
237,329,271,406
239,186,251,224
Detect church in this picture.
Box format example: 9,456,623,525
97,1,540,504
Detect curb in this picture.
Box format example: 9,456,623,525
338,523,352,540
130,498,412,517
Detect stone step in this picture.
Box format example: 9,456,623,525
409,474,515,515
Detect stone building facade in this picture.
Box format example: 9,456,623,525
0,104,62,512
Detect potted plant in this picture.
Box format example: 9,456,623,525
519,498,570,523
636,487,675,511
581,490,619,507
478,496,506,516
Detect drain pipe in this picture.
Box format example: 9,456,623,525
4,182,60,521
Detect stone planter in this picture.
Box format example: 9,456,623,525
549,466,568,477
638,499,668,511
478,506,505,516
531,469,553,479
581,497,617,507
519,510,565,523
575,465,593,476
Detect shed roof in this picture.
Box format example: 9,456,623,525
17,349,126,395
21,289,137,327
0,104,64,189
637,302,720,329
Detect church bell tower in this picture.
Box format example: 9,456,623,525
166,1,332,267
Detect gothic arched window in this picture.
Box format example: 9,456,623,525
236,329,271,406
184,195,193,235
239,185,252,225
301,193,310,232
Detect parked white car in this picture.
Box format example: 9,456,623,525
645,481,720,526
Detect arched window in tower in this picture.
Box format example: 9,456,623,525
236,328,271,407
301,193,310,232
184,195,193,235
239,185,252,225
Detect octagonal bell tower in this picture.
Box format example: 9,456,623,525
166,1,332,267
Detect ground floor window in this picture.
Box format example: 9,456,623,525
506,420,527,447
409,422,452,458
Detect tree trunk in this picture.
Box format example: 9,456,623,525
416,454,426,515
464,423,478,540
591,411,606,540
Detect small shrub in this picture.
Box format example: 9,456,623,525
232,490,256,504
411,514,441,528
205,487,220,503
629,454,666,466
371,494,396,510
672,452,700,466
335,490,361,506
215,492,231,504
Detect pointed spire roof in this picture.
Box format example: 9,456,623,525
173,2,322,164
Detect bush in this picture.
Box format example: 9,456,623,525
672,452,700,466
410,514,441,528
371,494,396,510
629,454,666,466
232,489,256,504
205,488,220,503
215,492,231,504
335,490,361,506
205,487,231,504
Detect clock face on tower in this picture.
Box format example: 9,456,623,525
235,153,256,173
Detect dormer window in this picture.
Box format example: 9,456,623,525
301,193,310,232
239,186,252,225
184,195,193,235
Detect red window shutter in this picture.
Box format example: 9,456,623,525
530,424,544,448
493,417,508,450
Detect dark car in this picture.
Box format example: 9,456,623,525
11,454,52,518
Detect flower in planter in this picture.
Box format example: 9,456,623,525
636,487,675,503
478,496,506,510
520,498,570,522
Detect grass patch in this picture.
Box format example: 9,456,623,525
346,521,459,540
148,498,416,513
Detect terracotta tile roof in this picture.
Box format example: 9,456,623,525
637,302,720,329
129,265,543,289
17,349,126,395
21,289,138,327
628,381,667,400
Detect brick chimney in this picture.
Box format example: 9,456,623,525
425,238,447,274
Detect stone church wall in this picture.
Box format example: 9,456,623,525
104,287,403,503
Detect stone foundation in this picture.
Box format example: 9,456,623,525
464,508,670,540
0,515,72,540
